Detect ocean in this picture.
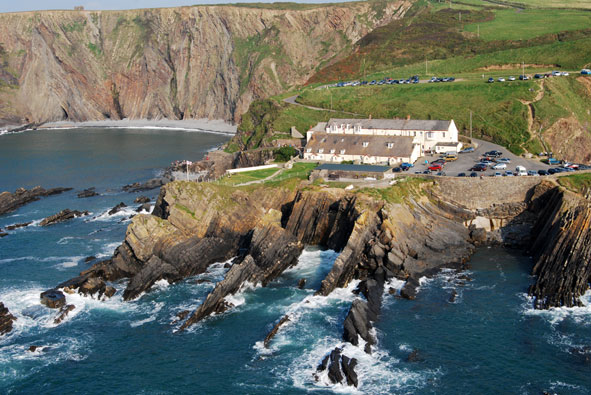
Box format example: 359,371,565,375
0,128,590,394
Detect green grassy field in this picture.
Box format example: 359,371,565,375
217,167,279,186
463,9,591,40
557,173,591,195
490,0,591,9
298,80,535,154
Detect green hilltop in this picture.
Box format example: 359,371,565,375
231,0,591,163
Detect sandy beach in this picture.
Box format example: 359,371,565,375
36,118,237,134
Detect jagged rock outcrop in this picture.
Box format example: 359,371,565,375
0,1,413,125
0,302,16,335
77,188,99,198
39,209,89,226
528,187,591,309
0,186,72,216
316,348,359,387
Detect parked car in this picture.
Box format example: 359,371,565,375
488,77,494,83
547,157,560,165
561,72,569,76
493,172,502,177
445,154,458,161
470,172,478,177
547,168,557,174
460,147,475,153
471,164,487,171
436,172,446,176
538,169,549,176
428,164,443,171
498,77,505,82
400,162,414,170
393,167,401,172
519,75,530,80
508,76,516,81
423,170,431,174
504,171,514,176
457,172,466,177
581,69,591,75
492,163,507,170
551,71,561,76
534,74,544,79
527,170,539,176
516,166,527,176
428,77,437,83
485,150,503,157
496,158,511,163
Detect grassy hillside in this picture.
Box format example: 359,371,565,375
233,0,591,161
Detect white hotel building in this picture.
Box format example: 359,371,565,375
304,118,461,165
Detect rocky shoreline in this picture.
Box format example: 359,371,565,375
0,186,72,216
21,174,591,388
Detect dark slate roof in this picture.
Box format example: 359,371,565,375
316,163,391,173
435,141,461,146
306,133,414,158
325,118,451,131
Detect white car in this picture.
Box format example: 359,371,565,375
561,71,569,76
497,158,511,163
492,163,507,170
498,77,505,82
508,76,516,81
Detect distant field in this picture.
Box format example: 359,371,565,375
492,0,591,9
464,9,591,40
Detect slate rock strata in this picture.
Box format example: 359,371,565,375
0,186,72,216
0,302,16,335
40,209,89,226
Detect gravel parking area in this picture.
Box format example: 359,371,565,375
412,138,552,177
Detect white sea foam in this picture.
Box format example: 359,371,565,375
89,205,140,222
96,242,121,259
290,336,439,394
53,256,85,270
521,290,591,326
283,248,339,278
57,236,80,245
129,302,164,327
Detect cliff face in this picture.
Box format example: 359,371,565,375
0,1,413,125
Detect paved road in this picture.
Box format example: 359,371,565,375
283,95,362,116
413,138,552,177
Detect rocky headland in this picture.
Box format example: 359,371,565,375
0,186,72,215
50,174,591,387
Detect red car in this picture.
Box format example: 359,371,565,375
428,164,443,171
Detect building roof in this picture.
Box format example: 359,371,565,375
326,118,452,132
306,133,415,158
316,163,391,173
435,141,461,147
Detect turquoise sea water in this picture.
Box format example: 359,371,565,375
1,128,590,394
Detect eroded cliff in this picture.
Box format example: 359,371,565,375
0,1,413,125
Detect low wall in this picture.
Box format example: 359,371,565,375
434,176,545,209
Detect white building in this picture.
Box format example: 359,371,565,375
304,118,461,165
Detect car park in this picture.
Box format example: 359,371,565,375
492,163,507,170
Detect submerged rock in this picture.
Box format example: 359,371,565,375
123,177,171,193
108,202,127,215
0,186,72,216
84,256,97,263
40,289,66,309
77,188,99,198
263,315,290,348
0,302,16,335
40,209,89,226
316,348,358,387
54,304,75,324
6,221,32,230
297,278,306,289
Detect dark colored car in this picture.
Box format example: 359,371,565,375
487,78,494,83
519,75,529,80
470,172,478,177
484,150,503,157
393,167,401,172
547,168,557,174
537,169,549,176
457,172,466,177
470,164,487,171
534,74,544,79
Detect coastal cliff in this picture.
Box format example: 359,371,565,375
0,1,413,125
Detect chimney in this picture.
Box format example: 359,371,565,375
406,114,411,120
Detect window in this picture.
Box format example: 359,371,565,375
318,149,324,154
362,141,369,147
443,132,446,138
306,148,312,153
387,142,394,149
340,149,346,154
330,149,336,154
341,138,345,142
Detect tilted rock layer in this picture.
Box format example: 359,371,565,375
0,1,413,125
